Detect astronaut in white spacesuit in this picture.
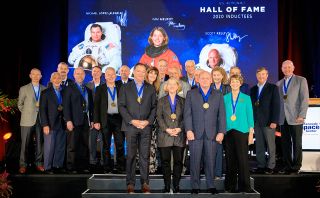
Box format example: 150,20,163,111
68,23,122,73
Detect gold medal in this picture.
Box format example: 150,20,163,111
137,97,142,104
170,113,177,120
35,102,40,107
255,101,259,107
203,103,209,109
57,105,63,111
231,114,236,121
283,95,287,100
111,102,116,107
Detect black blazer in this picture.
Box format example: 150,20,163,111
115,78,133,89
118,80,157,132
157,95,185,147
63,83,93,126
40,86,64,130
250,82,281,126
86,81,104,100
94,84,121,128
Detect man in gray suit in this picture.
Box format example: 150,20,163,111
276,60,309,174
184,71,226,194
18,68,46,174
119,63,157,194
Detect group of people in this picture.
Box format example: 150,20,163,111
17,25,309,194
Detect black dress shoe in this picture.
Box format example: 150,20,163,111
191,189,199,194
264,168,274,174
162,186,170,193
253,167,266,174
208,188,218,194
278,168,290,174
45,169,54,174
173,186,180,193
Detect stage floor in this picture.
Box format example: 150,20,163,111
8,172,320,198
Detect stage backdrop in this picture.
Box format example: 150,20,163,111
64,0,278,85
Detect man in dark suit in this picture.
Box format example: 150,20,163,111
184,71,226,194
276,60,309,174
40,72,66,174
250,67,280,174
63,67,93,173
94,67,125,173
119,63,157,194
86,66,104,172
115,65,132,87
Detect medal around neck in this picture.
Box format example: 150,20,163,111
170,113,177,120
137,97,142,104
203,103,209,109
231,114,237,121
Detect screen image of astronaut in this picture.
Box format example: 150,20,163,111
197,43,238,74
68,22,122,73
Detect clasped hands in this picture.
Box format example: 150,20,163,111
166,128,182,137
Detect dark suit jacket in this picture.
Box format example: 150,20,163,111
250,82,281,126
118,80,157,132
63,83,93,126
157,95,185,147
94,84,121,128
115,78,133,89
86,81,104,100
40,86,64,130
184,88,226,140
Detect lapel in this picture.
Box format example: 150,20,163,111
259,82,269,100
287,75,295,94
28,83,36,101
49,86,59,105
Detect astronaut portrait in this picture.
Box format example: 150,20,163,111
197,43,238,74
68,22,122,73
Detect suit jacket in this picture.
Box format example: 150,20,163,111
40,86,64,130
94,83,121,128
118,80,157,132
86,80,104,100
276,75,309,125
18,83,46,126
157,95,185,147
115,78,132,89
158,80,191,99
63,82,93,126
181,75,195,87
250,82,281,127
184,87,226,140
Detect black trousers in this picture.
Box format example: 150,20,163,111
101,114,125,170
66,115,90,171
159,146,185,188
280,120,303,171
225,129,250,192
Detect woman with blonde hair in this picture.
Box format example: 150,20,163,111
157,77,185,193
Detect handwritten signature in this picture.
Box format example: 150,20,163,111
225,32,248,42
116,10,127,27
167,21,185,30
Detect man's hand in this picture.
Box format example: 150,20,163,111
187,130,195,141
296,117,305,124
43,126,50,135
216,133,224,144
270,123,277,129
67,121,74,132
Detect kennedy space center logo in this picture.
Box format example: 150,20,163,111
303,122,320,133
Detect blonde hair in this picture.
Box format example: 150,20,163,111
163,77,182,93
229,74,244,85
211,67,228,84
148,27,169,46
145,66,160,93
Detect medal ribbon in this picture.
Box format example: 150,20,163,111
168,95,177,114
231,92,240,115
136,83,144,99
32,84,40,102
199,86,212,103
107,87,116,103
283,76,292,95
54,87,62,105
213,83,223,93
